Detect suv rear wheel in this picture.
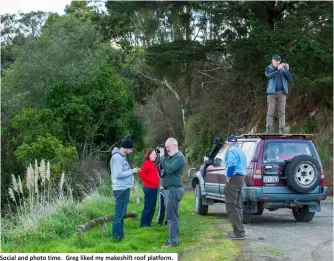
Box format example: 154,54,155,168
195,184,208,215
292,205,315,222
253,204,264,215
285,155,321,193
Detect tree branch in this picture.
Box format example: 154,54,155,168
76,211,137,236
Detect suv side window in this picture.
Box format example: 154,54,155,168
240,142,256,166
214,142,256,167
214,147,227,165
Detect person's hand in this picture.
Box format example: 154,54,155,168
132,167,140,174
278,64,284,70
284,63,289,70
226,177,231,184
159,186,164,190
159,148,165,156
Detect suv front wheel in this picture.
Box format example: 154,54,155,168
292,205,315,222
195,184,208,215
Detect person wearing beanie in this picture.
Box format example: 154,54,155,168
224,135,247,240
138,148,160,227
265,54,292,134
110,138,140,241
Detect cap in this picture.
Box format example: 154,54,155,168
226,135,237,142
120,138,133,149
272,54,281,60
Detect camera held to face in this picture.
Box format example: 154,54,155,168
155,144,164,154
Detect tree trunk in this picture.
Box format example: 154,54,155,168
76,211,137,236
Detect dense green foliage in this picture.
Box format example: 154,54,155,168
1,10,143,212
2,1,333,213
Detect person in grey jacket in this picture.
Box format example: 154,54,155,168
111,138,140,241
265,54,292,134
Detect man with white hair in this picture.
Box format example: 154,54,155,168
224,135,247,240
159,137,185,248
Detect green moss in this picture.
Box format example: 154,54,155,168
264,247,285,257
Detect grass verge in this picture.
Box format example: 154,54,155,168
1,189,239,261
263,247,284,257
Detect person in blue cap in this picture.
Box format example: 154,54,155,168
265,54,292,134
224,135,247,240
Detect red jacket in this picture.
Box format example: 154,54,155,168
139,160,159,188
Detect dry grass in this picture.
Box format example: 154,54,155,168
8,160,70,213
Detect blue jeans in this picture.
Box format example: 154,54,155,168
140,187,158,227
112,188,130,240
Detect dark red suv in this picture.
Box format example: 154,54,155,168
189,134,328,223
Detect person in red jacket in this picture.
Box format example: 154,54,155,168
139,148,160,227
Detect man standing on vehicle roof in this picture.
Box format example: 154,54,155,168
265,54,292,134
224,135,247,240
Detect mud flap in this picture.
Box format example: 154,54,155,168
202,197,214,205
308,202,321,212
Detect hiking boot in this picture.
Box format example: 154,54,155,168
161,241,178,248
279,127,286,134
265,126,272,134
226,232,245,240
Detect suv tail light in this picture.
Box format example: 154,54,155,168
320,169,324,186
254,169,262,186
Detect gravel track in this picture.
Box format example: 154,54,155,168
209,201,333,261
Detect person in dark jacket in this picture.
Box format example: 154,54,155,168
265,54,292,134
138,148,160,227
156,180,167,226
156,151,167,226
159,138,185,248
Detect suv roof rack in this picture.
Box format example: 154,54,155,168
239,133,313,139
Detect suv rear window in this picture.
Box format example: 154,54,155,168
263,140,317,163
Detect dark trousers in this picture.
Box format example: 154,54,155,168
140,187,158,227
156,191,166,225
112,188,130,240
164,186,184,245
224,175,245,237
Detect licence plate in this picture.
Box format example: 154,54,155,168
263,176,279,183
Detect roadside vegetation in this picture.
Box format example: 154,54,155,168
1,180,239,261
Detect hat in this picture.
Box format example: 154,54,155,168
120,138,133,149
272,54,281,60
226,135,237,142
